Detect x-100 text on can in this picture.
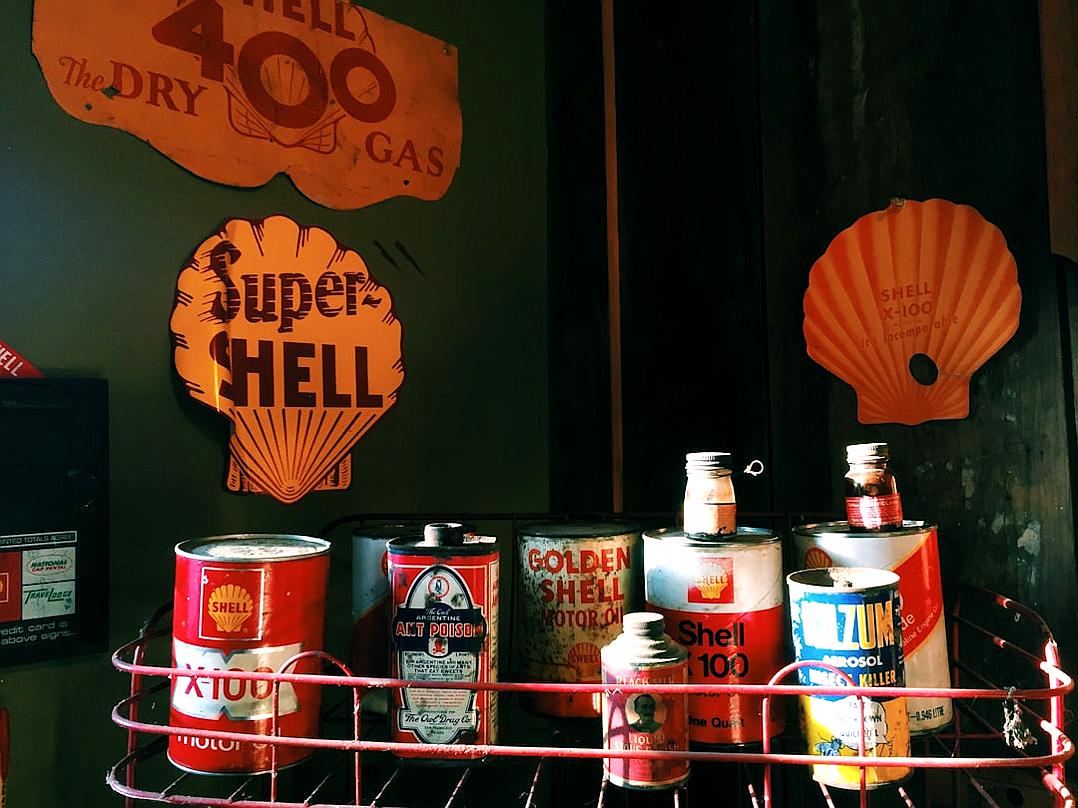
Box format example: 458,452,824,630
515,521,641,717
602,612,690,790
170,534,330,774
788,567,911,789
644,527,785,746
794,521,952,734
389,523,499,759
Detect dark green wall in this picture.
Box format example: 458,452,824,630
0,2,548,804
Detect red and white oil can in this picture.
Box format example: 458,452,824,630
388,523,499,757
514,521,641,717
644,527,785,746
169,534,330,774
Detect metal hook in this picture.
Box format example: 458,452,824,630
743,459,765,477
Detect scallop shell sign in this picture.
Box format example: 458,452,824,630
33,1,461,210
171,215,404,504
803,199,1021,426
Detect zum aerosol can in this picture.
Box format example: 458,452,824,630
515,521,641,717
644,527,785,746
788,567,911,789
602,612,690,790
169,534,330,774
388,523,499,759
794,521,952,734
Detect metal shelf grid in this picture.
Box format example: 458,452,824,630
105,515,1073,808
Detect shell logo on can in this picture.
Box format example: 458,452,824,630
171,215,405,505
804,547,833,568
207,584,255,633
687,557,734,604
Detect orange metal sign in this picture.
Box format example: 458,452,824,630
804,199,1021,426
33,1,461,210
171,215,404,504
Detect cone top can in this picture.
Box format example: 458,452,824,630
388,523,499,760
601,612,690,790
514,520,642,717
169,534,330,775
644,527,785,746
788,566,911,789
793,521,952,734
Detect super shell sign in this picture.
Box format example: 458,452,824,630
33,1,461,210
171,215,404,504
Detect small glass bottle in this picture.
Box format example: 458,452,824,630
683,451,736,537
844,443,904,530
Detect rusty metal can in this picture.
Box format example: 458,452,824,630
794,521,952,734
169,534,330,774
388,523,499,759
644,527,785,747
788,567,911,789
514,521,642,717
602,612,690,790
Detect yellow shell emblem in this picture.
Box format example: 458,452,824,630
207,584,255,633
696,562,729,600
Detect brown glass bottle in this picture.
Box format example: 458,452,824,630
843,443,904,530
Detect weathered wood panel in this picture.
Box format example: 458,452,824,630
760,0,1078,666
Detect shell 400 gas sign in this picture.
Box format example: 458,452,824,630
33,1,462,210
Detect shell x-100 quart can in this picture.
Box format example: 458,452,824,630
794,521,952,734
514,521,641,717
788,567,911,789
389,523,499,759
169,534,330,774
602,612,690,790
644,527,785,747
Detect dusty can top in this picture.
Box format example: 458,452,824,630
517,520,641,540
388,523,497,556
176,534,330,562
644,525,779,548
793,520,936,541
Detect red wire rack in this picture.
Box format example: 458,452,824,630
107,583,1073,808
105,513,1073,808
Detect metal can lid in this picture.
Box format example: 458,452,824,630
388,527,497,556
176,534,330,562
787,566,899,591
793,520,934,539
685,451,732,471
623,612,666,639
643,526,779,547
846,442,889,462
517,520,641,540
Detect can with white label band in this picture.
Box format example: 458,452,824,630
643,527,785,747
794,521,952,734
169,534,330,775
602,612,690,790
514,521,641,717
388,523,499,759
788,567,911,789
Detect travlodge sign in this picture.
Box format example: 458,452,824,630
33,1,462,210
171,215,405,504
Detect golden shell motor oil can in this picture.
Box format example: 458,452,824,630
515,521,641,717
643,527,785,747
170,534,330,774
794,521,952,734
788,567,911,789
388,523,499,759
601,612,690,790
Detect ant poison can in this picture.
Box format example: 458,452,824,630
794,521,952,734
388,523,499,759
601,612,690,790
170,534,330,774
788,567,911,789
515,521,641,717
643,527,785,746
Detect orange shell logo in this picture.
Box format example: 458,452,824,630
171,215,404,504
207,583,254,633
695,562,730,600
804,547,833,569
803,199,1020,425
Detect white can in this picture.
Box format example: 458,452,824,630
644,527,785,746
794,521,952,734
